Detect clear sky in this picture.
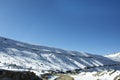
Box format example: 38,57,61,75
0,0,120,55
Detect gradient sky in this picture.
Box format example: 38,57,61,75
0,0,120,55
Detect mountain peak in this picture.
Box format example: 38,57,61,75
105,52,120,57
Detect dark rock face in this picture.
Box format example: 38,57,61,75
0,69,42,80
114,75,120,80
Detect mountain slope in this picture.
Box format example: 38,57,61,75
105,52,120,62
0,37,120,75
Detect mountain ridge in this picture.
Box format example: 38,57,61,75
105,52,120,62
0,36,120,76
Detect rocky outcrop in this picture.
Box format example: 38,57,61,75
114,75,120,80
0,69,42,80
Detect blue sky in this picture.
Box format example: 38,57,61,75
0,0,120,55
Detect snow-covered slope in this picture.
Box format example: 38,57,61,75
105,52,120,62
0,37,120,74
71,70,120,80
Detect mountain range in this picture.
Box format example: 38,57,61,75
0,36,120,76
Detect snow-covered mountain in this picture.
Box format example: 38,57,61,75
105,52,120,62
0,37,120,75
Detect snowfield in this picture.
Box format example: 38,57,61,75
71,70,120,80
0,37,120,80
105,52,120,62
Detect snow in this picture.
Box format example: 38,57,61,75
71,70,120,80
105,52,120,62
0,36,120,77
